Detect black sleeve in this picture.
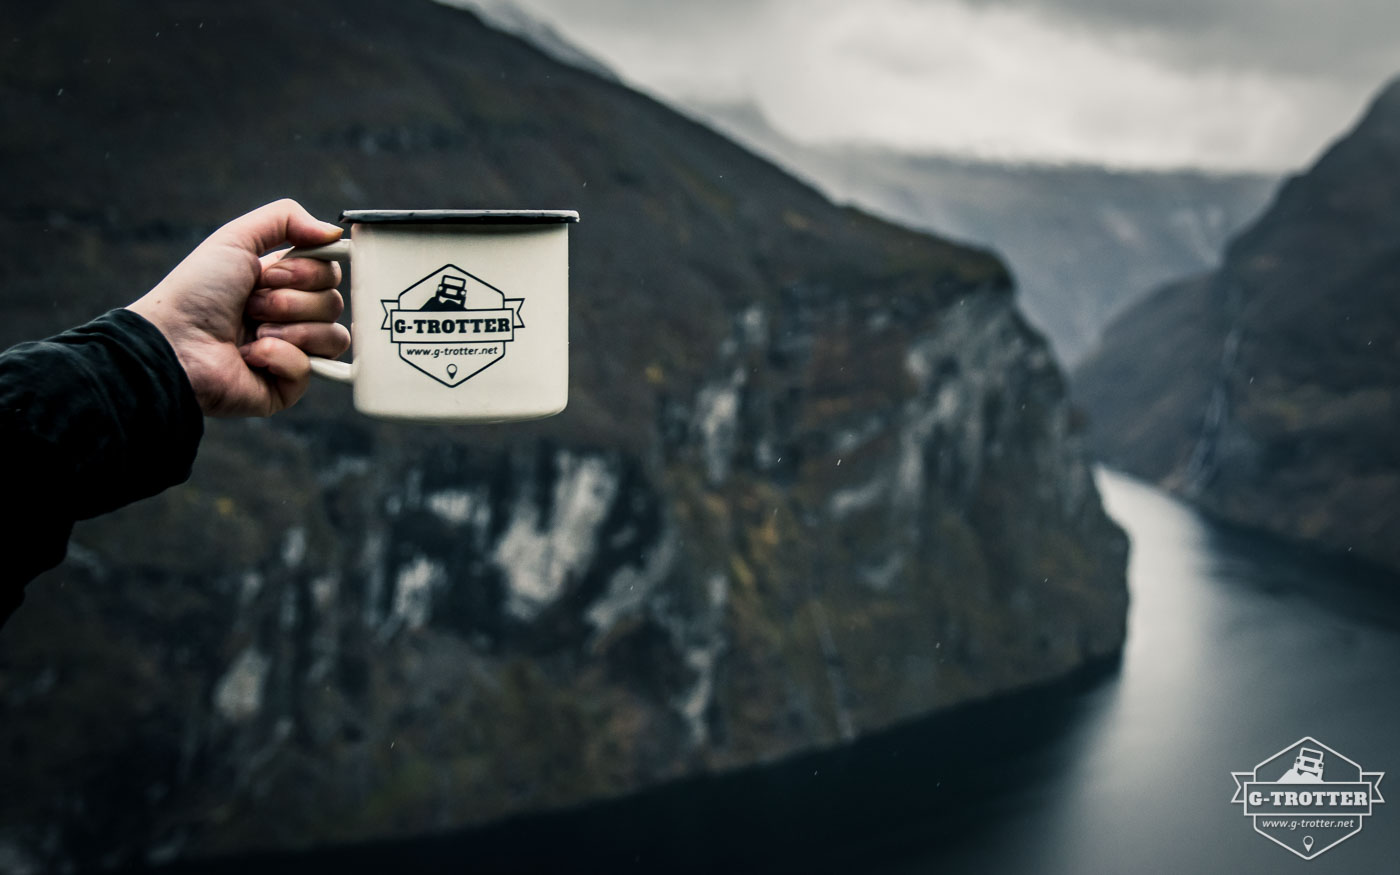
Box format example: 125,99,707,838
0,309,204,628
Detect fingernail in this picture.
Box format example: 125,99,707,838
258,324,284,339
263,266,292,286
319,221,344,236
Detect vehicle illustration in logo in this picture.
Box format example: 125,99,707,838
380,264,524,387
1278,747,1326,784
1230,736,1385,860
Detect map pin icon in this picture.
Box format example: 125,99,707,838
447,363,458,379
1303,836,1314,853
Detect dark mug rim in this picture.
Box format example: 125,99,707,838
340,209,578,225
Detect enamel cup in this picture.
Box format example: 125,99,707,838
292,210,576,422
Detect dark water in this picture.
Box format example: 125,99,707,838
915,470,1400,874
148,471,1400,874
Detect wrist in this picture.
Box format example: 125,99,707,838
123,302,211,413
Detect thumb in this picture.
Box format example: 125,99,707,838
214,198,343,255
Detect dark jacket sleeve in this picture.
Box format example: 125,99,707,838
0,309,204,627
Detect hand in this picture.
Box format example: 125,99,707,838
127,199,352,417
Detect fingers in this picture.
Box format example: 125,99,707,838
240,337,312,411
246,247,348,384
259,252,341,291
255,322,351,359
215,198,343,256
247,287,345,324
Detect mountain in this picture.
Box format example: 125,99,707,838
1076,77,1400,573
430,0,619,82
692,100,1278,367
0,1,1126,869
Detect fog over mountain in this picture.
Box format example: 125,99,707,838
690,100,1278,366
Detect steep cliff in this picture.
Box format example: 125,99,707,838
1077,77,1400,572
0,0,1127,869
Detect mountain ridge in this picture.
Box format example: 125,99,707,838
0,1,1126,869
1076,74,1400,573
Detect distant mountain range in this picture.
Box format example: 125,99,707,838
1076,77,1400,574
0,0,1125,869
690,100,1279,367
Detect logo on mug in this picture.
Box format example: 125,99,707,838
379,264,525,387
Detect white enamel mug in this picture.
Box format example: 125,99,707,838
290,210,576,422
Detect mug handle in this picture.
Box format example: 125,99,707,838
282,239,354,384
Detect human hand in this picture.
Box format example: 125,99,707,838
127,199,352,417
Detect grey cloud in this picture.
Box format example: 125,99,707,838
965,0,1400,80
526,0,1400,83
501,0,1400,169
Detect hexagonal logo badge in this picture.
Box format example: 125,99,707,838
1230,736,1385,860
379,264,524,387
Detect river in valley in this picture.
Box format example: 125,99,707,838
905,470,1400,874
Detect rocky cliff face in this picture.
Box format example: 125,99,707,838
0,1,1126,870
1076,77,1400,573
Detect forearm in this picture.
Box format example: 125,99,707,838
0,310,204,625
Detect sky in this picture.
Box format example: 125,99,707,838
469,0,1400,172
